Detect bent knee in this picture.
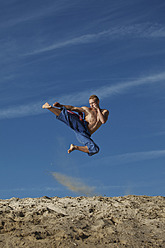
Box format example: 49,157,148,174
94,145,100,154
88,144,100,156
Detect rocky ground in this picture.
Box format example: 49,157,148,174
0,195,164,248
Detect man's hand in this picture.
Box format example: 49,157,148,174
93,102,100,110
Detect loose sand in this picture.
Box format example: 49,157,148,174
0,195,165,247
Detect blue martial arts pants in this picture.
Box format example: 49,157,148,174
56,107,99,156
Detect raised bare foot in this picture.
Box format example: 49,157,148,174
68,144,77,154
42,102,52,109
53,102,62,108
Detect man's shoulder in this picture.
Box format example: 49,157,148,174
81,106,91,112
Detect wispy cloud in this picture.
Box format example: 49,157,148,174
86,149,165,168
0,1,75,29
93,72,165,99
0,72,164,119
25,23,165,55
0,186,62,196
0,102,43,119
109,149,165,165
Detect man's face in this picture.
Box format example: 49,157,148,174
89,98,99,109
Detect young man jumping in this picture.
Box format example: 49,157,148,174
42,95,109,156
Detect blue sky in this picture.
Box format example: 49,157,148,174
0,0,165,199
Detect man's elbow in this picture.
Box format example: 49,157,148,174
102,111,109,124
101,119,106,124
102,116,109,124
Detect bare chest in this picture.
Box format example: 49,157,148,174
86,110,99,124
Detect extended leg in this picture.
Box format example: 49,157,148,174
42,102,61,116
68,144,89,154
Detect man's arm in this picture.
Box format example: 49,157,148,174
64,105,85,113
53,102,85,113
98,109,109,124
93,102,109,124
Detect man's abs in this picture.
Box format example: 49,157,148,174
82,107,102,134
87,122,102,134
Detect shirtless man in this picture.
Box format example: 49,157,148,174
42,95,109,156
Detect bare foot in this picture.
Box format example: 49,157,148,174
68,144,77,154
53,102,62,108
42,102,52,109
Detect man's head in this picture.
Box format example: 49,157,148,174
89,95,99,109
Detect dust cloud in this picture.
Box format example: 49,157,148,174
52,172,96,196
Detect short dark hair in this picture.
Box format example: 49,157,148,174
89,95,99,101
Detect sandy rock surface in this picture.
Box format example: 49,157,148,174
0,195,165,248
